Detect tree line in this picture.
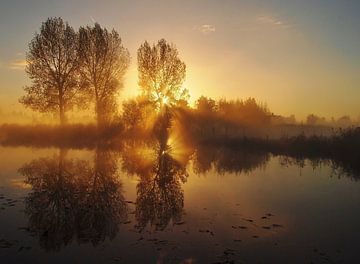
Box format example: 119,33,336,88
19,17,357,132
20,17,187,127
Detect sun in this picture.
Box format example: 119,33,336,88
162,96,170,106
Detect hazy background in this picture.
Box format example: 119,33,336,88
1,0,360,123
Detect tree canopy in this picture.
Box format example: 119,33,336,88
78,23,130,126
19,17,80,125
137,39,188,110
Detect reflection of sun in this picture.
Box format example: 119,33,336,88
166,122,192,164
11,179,31,189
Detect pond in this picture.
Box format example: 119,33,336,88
0,144,359,263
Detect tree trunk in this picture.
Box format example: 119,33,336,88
59,86,66,126
59,99,66,126
96,100,103,129
95,90,104,130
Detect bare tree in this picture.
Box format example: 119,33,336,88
78,23,130,127
19,17,80,125
137,39,188,110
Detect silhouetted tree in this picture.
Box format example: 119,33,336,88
78,23,130,127
217,98,270,127
196,96,217,114
122,96,155,132
19,17,80,125
306,114,327,126
137,39,188,110
336,115,352,128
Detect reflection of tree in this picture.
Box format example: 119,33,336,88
135,149,188,231
192,145,217,174
122,124,189,231
18,148,127,251
193,145,270,175
215,148,269,174
76,150,127,245
279,155,360,181
19,149,79,250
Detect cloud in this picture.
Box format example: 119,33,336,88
194,24,216,35
9,59,27,70
256,15,292,29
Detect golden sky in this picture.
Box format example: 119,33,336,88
1,0,360,121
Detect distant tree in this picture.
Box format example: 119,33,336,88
122,96,154,131
196,96,217,113
337,115,352,128
137,39,188,110
306,114,317,126
78,23,130,127
306,114,326,126
217,98,270,126
19,17,80,125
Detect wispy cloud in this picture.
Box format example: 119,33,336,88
194,24,216,35
9,59,27,70
256,15,292,29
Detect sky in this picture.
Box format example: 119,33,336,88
0,0,360,120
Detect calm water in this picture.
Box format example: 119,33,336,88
0,145,360,264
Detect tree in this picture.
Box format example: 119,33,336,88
137,39,188,110
19,17,80,125
122,96,154,131
196,96,217,113
306,114,326,126
78,23,130,127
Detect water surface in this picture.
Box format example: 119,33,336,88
0,145,359,263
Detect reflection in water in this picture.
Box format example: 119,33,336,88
193,144,270,175
19,149,79,251
76,149,127,245
122,137,189,231
135,145,188,231
279,155,360,181
121,109,190,231
17,143,360,251
12,112,360,257
18,148,127,251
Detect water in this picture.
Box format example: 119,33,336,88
0,145,359,263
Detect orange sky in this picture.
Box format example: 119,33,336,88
1,0,360,122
